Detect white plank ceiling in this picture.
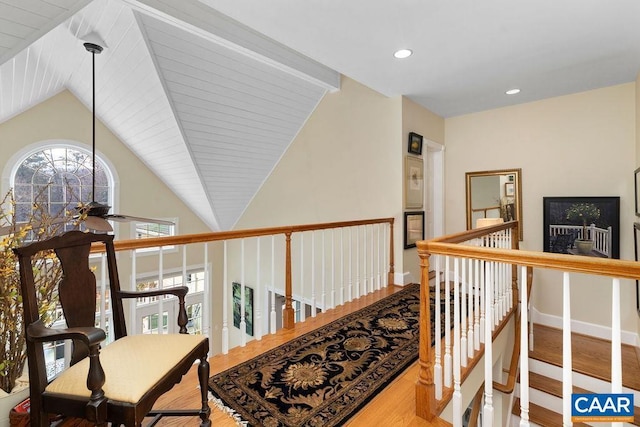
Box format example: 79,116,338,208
0,0,339,230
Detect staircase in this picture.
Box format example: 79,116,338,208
511,323,640,426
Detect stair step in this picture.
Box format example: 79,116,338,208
520,371,640,425
529,324,640,391
513,398,591,427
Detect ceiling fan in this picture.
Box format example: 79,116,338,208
80,37,174,233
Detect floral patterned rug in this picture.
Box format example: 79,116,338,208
208,283,433,427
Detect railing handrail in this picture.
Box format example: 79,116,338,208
90,217,394,253
417,222,640,280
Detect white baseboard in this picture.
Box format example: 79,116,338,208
531,307,639,347
395,272,414,285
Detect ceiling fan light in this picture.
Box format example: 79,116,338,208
393,49,412,59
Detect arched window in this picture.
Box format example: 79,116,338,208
12,145,111,224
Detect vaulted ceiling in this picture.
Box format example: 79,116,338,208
2,0,640,230
0,0,339,230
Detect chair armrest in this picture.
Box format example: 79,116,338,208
118,285,188,299
118,286,191,334
27,319,106,346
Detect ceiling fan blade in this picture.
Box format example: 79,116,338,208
84,216,114,232
103,214,174,225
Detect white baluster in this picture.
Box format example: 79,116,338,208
363,225,368,295
270,237,276,334
240,239,246,346
474,257,481,350
256,237,263,337
444,256,452,388
434,255,443,400
158,246,164,334
340,228,345,305
298,235,305,323
321,231,326,310
203,243,210,338
519,265,530,427
483,260,494,427
376,224,381,290
348,227,353,301
356,226,360,299
370,224,374,292
222,241,229,353
460,257,468,367
466,253,474,358
562,272,572,426
479,257,486,344
311,232,317,317
126,251,133,337
611,278,623,427
331,229,335,309
453,257,462,426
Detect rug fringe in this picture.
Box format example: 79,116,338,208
209,391,249,426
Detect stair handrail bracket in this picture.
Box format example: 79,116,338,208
414,220,640,426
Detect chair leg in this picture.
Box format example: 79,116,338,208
198,356,211,427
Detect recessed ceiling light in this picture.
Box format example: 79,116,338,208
393,49,413,59
506,88,521,95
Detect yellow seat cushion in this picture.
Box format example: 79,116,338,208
45,334,206,403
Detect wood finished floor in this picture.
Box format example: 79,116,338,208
133,295,640,426
152,284,449,426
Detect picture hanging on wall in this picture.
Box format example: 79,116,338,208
404,211,425,249
405,156,424,209
543,196,620,259
232,282,254,336
408,132,423,155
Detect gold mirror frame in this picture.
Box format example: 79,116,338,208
465,168,523,240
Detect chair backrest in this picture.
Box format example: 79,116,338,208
13,231,127,366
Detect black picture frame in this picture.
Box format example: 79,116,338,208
635,167,640,217
404,211,425,249
408,132,423,155
634,223,640,315
543,196,620,259
232,282,254,336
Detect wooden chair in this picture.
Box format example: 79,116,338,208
13,231,211,426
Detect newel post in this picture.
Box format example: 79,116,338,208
283,231,295,329
415,244,436,420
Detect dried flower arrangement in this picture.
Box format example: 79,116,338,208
0,187,86,393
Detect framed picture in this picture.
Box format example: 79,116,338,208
635,167,640,217
404,211,425,249
408,132,423,155
232,282,254,336
405,156,424,209
634,223,640,315
505,182,515,197
543,196,620,259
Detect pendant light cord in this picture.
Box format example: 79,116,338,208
91,49,96,203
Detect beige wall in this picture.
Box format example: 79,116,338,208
236,76,407,276
446,83,637,333
401,96,445,282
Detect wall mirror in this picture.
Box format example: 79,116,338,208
465,168,523,240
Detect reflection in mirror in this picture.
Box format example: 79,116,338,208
465,168,522,240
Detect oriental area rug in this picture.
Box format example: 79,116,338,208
209,283,445,427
